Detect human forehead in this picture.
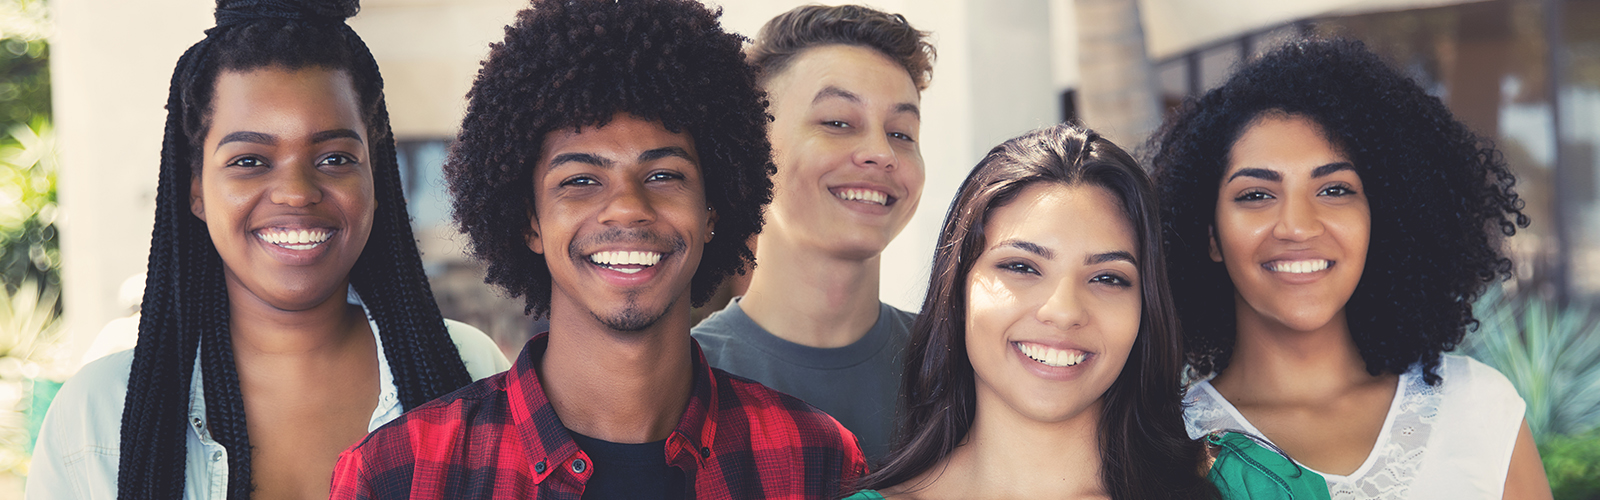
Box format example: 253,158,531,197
1224,114,1350,177
535,116,700,169
768,44,920,110
984,183,1135,257
208,67,364,134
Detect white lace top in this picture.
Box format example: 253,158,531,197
1184,354,1525,500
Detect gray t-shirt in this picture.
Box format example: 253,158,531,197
691,297,915,463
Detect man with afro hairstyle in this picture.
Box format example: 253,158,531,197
329,0,868,498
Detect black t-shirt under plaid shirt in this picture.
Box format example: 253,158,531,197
329,333,869,499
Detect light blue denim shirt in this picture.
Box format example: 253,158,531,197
25,291,510,499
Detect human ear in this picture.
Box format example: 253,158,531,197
1208,225,1222,263
706,206,718,242
189,174,207,222
526,209,544,255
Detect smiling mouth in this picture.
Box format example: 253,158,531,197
832,188,893,206
256,228,333,251
1265,259,1332,274
588,250,663,274
1016,342,1090,367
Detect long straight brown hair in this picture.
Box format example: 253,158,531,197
854,124,1215,499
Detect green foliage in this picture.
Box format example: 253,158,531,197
1461,287,1600,440
1540,429,1600,500
0,119,58,296
0,0,50,128
0,276,60,476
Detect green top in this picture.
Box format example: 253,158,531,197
1208,432,1331,500
839,433,1327,500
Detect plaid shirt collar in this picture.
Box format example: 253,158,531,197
506,332,719,485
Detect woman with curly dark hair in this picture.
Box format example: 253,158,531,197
844,124,1328,500
1150,38,1550,498
26,1,508,498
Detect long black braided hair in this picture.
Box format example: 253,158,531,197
118,1,472,497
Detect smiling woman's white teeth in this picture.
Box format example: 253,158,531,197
835,188,889,205
1016,342,1088,367
256,229,332,249
1270,259,1330,273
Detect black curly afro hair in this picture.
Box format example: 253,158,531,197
1148,38,1528,384
445,0,774,318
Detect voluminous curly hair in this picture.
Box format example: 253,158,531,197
446,0,773,318
1148,38,1528,384
747,4,936,91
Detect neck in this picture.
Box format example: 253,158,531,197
226,280,367,357
914,396,1106,499
739,231,884,348
1212,294,1376,404
538,295,696,444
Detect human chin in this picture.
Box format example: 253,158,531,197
1236,290,1348,333
223,264,349,312
589,294,675,332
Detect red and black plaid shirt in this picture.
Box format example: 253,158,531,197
330,333,868,499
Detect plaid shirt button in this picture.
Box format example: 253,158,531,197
533,461,546,474
700,447,710,458
571,458,587,474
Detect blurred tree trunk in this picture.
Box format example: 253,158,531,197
1074,0,1161,150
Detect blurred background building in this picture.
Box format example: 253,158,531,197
2,0,1598,496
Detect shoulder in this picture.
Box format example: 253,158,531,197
1206,432,1331,500
364,370,510,444
335,372,515,496
691,304,755,364
47,350,135,426
885,303,918,324
1435,354,1522,405
444,318,512,378
1182,380,1240,440
27,350,136,499
710,368,867,465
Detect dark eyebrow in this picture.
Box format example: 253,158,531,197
996,239,1054,260
638,146,694,163
547,152,614,170
215,131,275,152
1226,167,1280,183
1312,161,1355,178
311,129,363,144
1086,251,1137,266
894,102,921,119
813,85,861,105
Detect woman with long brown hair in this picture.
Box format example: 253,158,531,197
844,124,1325,500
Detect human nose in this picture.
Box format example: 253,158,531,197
852,128,898,171
269,164,323,207
598,180,657,227
1272,193,1323,242
1036,278,1087,330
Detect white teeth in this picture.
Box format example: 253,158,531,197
835,188,889,206
1016,342,1089,367
256,229,332,250
1269,259,1330,274
589,250,663,271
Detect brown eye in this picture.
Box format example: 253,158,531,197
228,156,266,168
1234,190,1272,202
1319,185,1357,197
1090,274,1133,288
998,261,1039,276
319,154,357,167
